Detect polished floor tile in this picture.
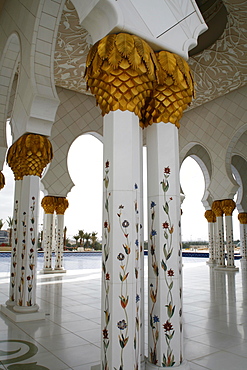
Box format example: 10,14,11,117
0,256,246,369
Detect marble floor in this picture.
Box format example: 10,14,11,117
0,256,246,369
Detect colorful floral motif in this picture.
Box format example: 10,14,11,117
102,160,111,370
161,167,175,367
134,183,140,370
149,200,159,365
18,210,27,306
10,200,18,302
117,204,131,369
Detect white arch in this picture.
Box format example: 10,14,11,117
0,32,20,169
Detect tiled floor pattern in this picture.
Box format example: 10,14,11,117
0,257,246,369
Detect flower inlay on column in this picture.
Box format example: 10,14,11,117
0,171,5,190
221,199,237,269
55,197,69,271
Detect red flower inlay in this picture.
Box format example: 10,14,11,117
167,269,174,277
164,167,170,174
163,320,173,332
162,222,169,229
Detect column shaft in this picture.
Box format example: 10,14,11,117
225,215,235,268
101,110,142,370
6,180,22,306
208,222,215,264
43,213,54,271
215,216,225,267
146,122,184,368
55,214,65,271
14,176,40,312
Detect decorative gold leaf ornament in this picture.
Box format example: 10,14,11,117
85,33,158,118
238,213,247,224
41,196,69,215
85,33,194,128
7,134,53,180
140,51,194,128
211,200,223,217
221,199,236,216
41,196,57,214
0,171,5,190
56,197,69,215
204,210,216,223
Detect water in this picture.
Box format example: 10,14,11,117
0,252,207,275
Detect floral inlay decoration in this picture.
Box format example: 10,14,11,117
149,200,159,365
161,167,175,367
102,160,111,370
116,203,131,369
134,183,140,370
10,200,18,302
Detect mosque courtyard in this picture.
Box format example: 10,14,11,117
0,254,246,369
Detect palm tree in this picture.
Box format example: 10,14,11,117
0,219,4,230
63,226,67,250
84,232,91,249
91,231,98,249
78,230,85,248
73,235,80,248
6,217,13,247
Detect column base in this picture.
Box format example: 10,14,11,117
225,266,239,272
5,299,15,307
91,360,153,370
214,265,226,271
1,304,45,322
53,268,67,273
206,259,216,266
145,359,190,370
39,268,53,274
240,259,247,271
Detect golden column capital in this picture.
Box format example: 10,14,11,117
0,171,5,190
140,51,194,128
6,133,53,180
85,33,157,119
221,199,236,216
204,210,216,223
41,196,57,214
238,212,247,224
211,200,223,217
55,197,69,215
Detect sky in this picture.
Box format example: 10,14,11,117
0,125,240,242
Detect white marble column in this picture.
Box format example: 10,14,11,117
212,201,225,269
13,176,41,314
41,196,56,273
146,122,188,369
101,110,142,370
1,133,52,321
238,213,247,260
54,197,68,272
204,210,216,265
6,180,22,307
221,200,238,271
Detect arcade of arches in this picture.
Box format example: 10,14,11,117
0,0,246,369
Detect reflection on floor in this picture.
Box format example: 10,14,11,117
0,258,246,369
